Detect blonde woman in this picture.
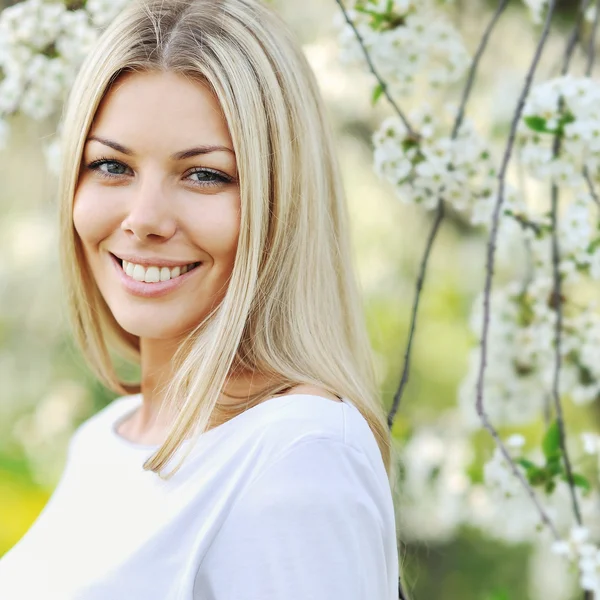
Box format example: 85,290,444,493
0,0,400,598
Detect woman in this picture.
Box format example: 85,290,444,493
0,0,399,598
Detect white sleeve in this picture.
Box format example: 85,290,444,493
193,437,396,600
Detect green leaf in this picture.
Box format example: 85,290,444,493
517,458,536,471
527,467,548,486
524,115,548,133
371,83,384,106
546,455,564,476
542,421,561,461
562,473,591,493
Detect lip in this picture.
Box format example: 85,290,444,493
109,252,202,298
112,253,199,268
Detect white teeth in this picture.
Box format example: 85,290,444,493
120,259,198,283
144,266,161,283
132,264,146,282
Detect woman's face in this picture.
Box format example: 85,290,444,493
74,70,240,341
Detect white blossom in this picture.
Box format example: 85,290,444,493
582,433,600,455
335,0,470,97
373,104,497,215
518,75,600,187
552,526,600,596
86,0,132,28
397,419,472,542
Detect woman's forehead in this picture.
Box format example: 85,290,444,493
88,71,235,159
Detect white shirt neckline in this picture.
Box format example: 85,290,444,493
110,393,350,452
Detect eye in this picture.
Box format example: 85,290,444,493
86,158,131,177
186,168,232,187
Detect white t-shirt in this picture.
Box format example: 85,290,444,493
0,393,399,599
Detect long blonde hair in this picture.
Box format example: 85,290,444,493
58,0,393,482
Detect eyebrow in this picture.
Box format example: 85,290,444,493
87,136,235,159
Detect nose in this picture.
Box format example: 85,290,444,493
121,176,177,242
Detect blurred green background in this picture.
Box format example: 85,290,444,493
1,1,597,598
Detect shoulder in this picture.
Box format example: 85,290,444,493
240,389,388,493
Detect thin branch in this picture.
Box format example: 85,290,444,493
511,213,543,235
475,0,561,540
583,167,600,206
387,200,444,429
550,173,583,525
547,0,598,530
451,0,510,138
334,0,417,137
561,0,591,76
520,237,535,296
586,0,600,75
387,0,509,423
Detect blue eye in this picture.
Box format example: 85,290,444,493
187,168,231,187
86,158,130,177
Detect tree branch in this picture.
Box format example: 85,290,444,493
334,0,417,137
387,0,509,424
451,0,510,138
583,167,600,206
475,0,561,540
586,0,600,75
547,0,596,531
550,174,583,525
562,0,591,75
387,200,444,429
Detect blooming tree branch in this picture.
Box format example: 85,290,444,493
475,0,560,538
334,0,417,137
387,0,510,426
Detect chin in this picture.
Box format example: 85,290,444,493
111,309,196,341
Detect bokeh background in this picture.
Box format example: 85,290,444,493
1,1,598,598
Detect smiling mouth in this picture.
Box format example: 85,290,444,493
113,255,201,283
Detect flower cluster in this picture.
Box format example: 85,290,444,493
396,418,472,542
460,277,600,428
553,527,600,596
336,0,470,97
372,103,497,215
517,75,600,188
0,0,130,148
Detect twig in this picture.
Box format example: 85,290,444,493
583,167,600,206
586,0,600,75
387,0,509,424
511,213,543,235
475,0,561,540
550,173,583,525
387,200,444,429
582,1,600,216
334,0,417,137
562,0,591,75
548,0,596,530
451,0,510,138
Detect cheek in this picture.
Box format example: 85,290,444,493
72,187,117,247
192,199,240,264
